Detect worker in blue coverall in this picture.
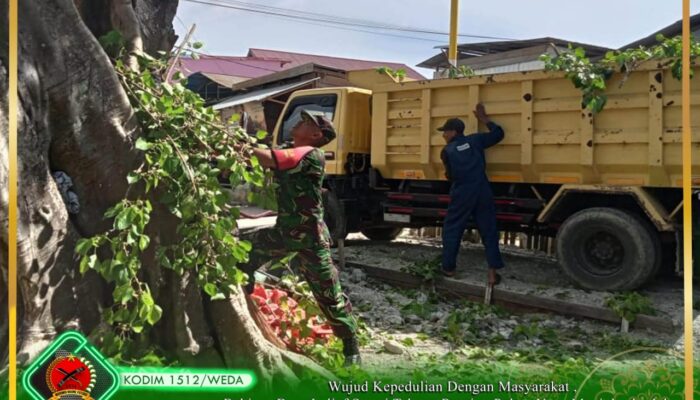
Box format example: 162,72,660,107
439,103,505,286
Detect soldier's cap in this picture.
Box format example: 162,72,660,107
437,118,465,134
300,109,336,142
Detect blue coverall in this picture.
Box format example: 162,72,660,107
441,121,505,273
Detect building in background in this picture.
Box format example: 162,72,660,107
174,55,291,104
419,13,700,79
176,48,424,136
417,38,610,78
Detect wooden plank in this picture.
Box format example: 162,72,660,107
532,98,581,113
521,80,534,165
658,93,700,105
387,136,421,146
647,71,669,185
468,85,480,133
421,89,432,165
605,96,649,110
649,71,664,167
532,133,581,145
386,97,422,103
592,131,649,144
371,92,389,167
533,96,649,113
580,111,594,166
387,109,421,120
432,105,471,118
340,260,676,335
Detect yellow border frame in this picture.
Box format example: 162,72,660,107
8,0,18,399
682,1,694,399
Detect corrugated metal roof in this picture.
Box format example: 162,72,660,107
248,48,425,80
418,37,611,69
212,78,319,110
200,73,250,87
174,56,288,79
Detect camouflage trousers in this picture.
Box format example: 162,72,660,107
239,226,358,339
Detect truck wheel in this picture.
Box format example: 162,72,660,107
323,190,347,246
556,207,660,291
360,227,404,241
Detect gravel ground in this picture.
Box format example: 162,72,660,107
330,233,693,373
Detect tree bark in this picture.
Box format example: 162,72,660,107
0,0,329,386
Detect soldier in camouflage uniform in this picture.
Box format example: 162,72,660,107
241,109,361,366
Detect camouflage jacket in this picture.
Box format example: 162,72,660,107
270,143,331,249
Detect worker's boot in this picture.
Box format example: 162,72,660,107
342,336,361,367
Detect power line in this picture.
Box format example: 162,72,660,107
176,2,445,50
207,0,465,37
183,0,515,41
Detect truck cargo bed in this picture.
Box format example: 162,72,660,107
370,63,700,188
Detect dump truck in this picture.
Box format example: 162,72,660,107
269,61,700,291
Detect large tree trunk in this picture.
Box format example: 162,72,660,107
0,0,328,388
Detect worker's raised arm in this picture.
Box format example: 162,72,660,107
251,147,277,168
472,103,504,149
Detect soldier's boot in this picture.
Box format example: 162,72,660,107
342,335,361,367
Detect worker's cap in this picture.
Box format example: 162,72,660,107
437,118,465,133
300,109,336,142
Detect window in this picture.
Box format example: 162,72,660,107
278,94,337,145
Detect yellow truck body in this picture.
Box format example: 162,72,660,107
369,62,700,187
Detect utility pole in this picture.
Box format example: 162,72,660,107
448,0,459,67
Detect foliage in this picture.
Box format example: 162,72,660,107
541,34,700,113
605,292,656,323
447,64,474,79
273,273,369,372
540,45,613,113
400,300,435,319
400,256,441,282
441,301,506,345
77,38,273,352
376,66,407,82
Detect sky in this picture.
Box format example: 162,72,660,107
174,0,700,78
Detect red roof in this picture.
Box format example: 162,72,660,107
248,48,424,80
174,55,289,79
175,49,425,82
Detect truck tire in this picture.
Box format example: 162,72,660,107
360,227,404,241
555,207,660,291
322,190,347,246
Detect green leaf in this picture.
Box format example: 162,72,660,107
147,305,163,325
75,238,93,255
127,172,140,184
256,130,268,140
79,254,97,274
238,240,252,252
114,283,135,305
138,235,150,251
79,256,89,274
211,292,227,301
204,283,218,297
115,208,133,230
135,137,153,151
142,291,155,307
